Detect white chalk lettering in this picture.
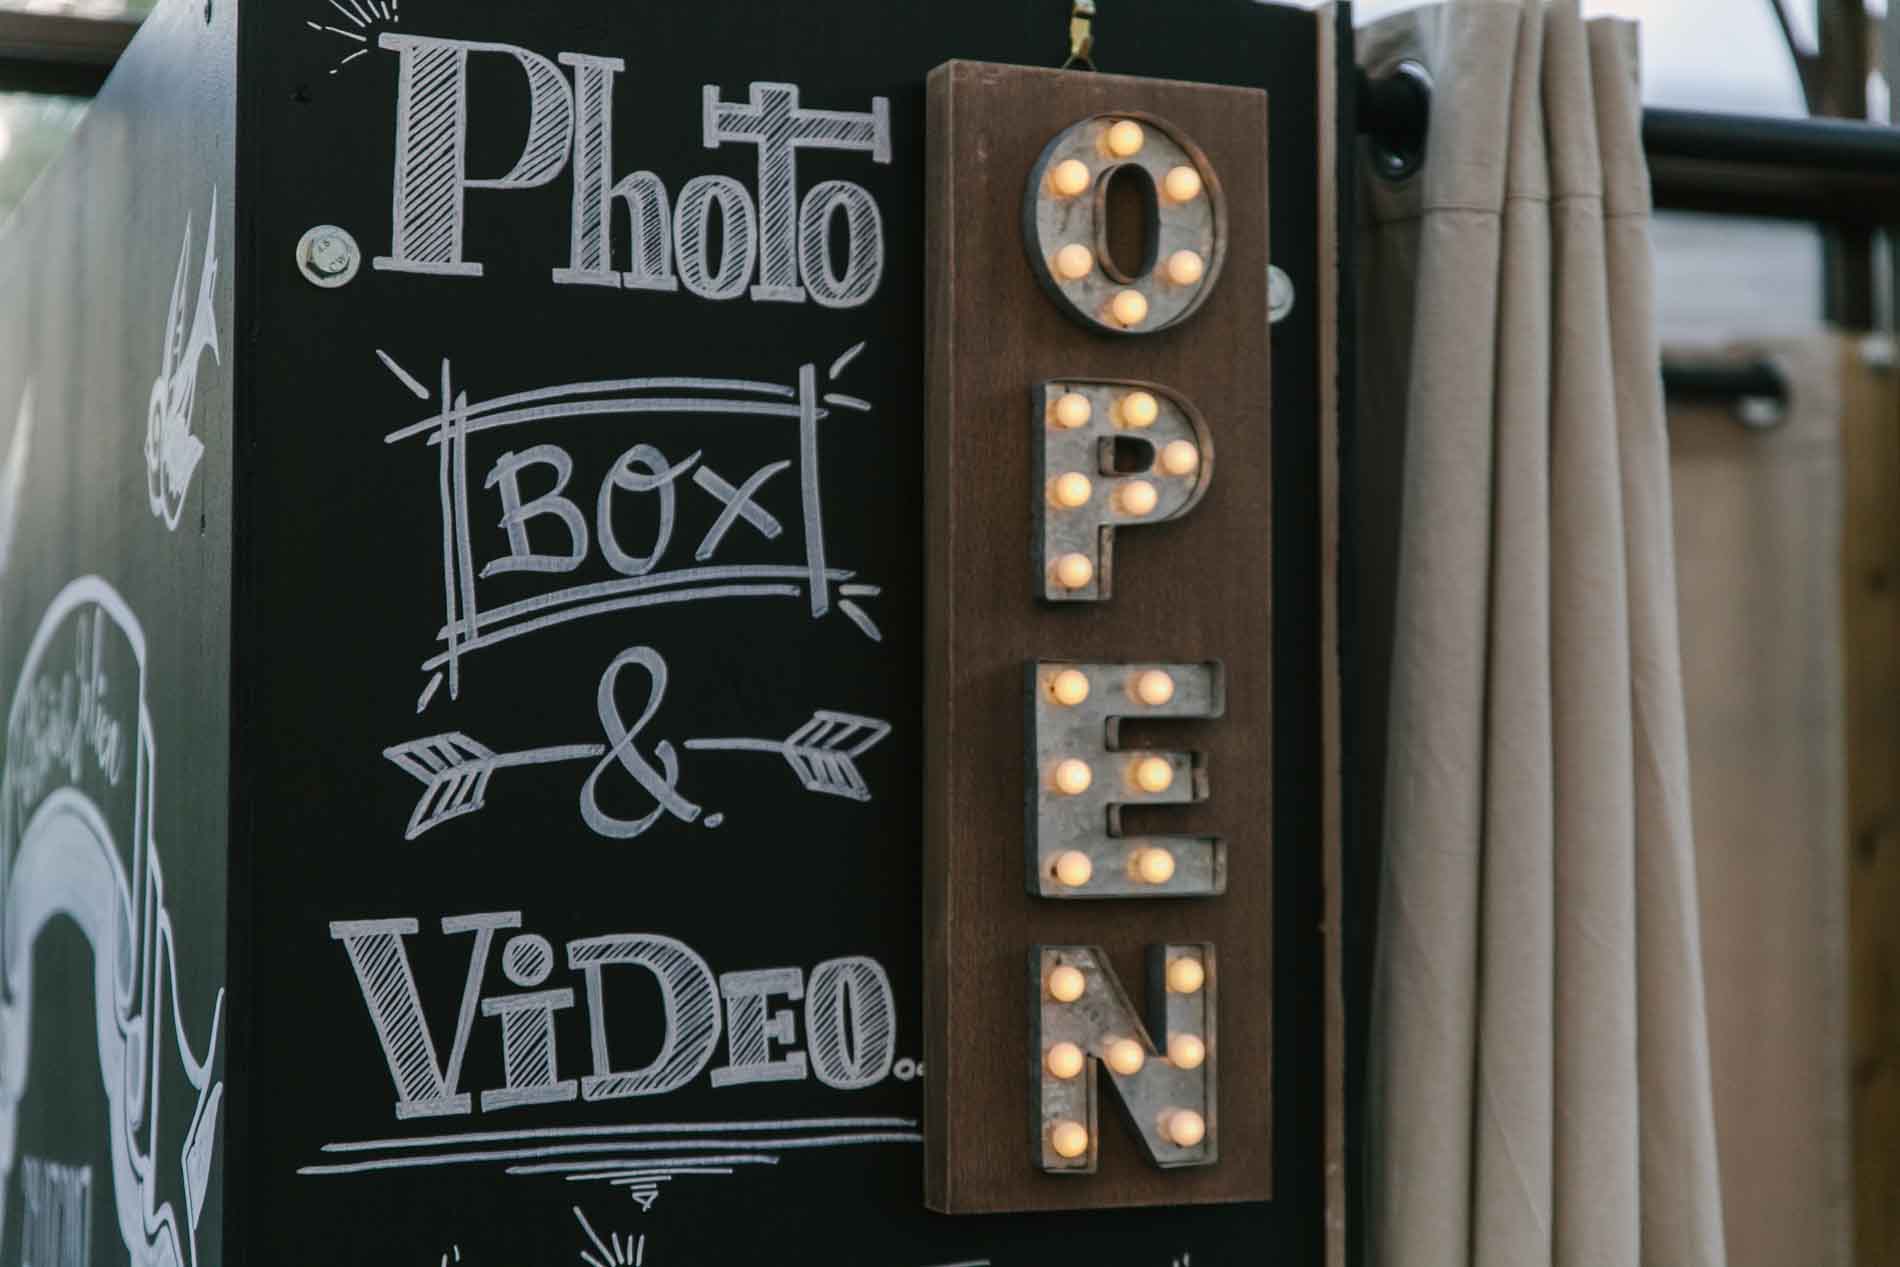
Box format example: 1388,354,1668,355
569,934,721,1100
375,35,574,276
807,957,896,1089
328,911,520,1118
701,82,891,303
329,915,906,1121
710,968,808,1087
371,36,888,305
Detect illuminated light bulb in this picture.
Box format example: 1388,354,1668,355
1164,249,1205,286
1105,1038,1146,1076
1133,756,1174,794
1055,552,1095,590
1135,669,1176,706
1051,668,1091,706
1168,1033,1207,1069
1109,288,1149,328
1164,1109,1207,1148
1046,1041,1086,1079
1048,963,1088,1003
1132,846,1176,885
1117,479,1159,517
1163,164,1204,202
1050,1119,1090,1158
1053,392,1093,428
1053,471,1093,508
1051,158,1092,197
1106,119,1145,157
1054,758,1094,796
1053,850,1094,888
1160,439,1200,476
1055,242,1095,280
1166,956,1206,994
1119,391,1159,428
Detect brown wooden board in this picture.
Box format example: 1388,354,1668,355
925,60,1272,1215
1669,338,1853,1267
1837,335,1900,1267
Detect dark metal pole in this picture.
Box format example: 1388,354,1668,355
1358,67,1900,227
1817,0,1875,330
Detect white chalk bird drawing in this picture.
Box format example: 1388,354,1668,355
146,194,221,531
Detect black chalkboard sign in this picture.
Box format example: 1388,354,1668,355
1,0,1333,1263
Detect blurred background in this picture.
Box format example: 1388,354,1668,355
0,1,1892,1264
0,0,149,212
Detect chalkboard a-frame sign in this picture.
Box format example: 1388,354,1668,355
0,0,1340,1264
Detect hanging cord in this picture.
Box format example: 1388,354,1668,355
1062,0,1097,70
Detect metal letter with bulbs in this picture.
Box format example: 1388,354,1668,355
925,61,1271,1213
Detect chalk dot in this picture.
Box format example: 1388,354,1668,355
1165,249,1205,286
1105,1038,1146,1076
1110,289,1149,328
1055,552,1095,591
1053,850,1094,888
1046,1041,1086,1079
1164,165,1204,202
1055,243,1095,280
705,813,725,828
1051,158,1093,197
1051,669,1091,707
1047,963,1088,1003
1119,391,1159,428
1118,480,1159,517
501,933,554,988
1050,1119,1091,1158
1135,669,1176,705
1160,439,1200,476
1133,756,1175,794
1053,471,1093,508
1106,119,1145,157
1054,758,1094,796
1164,1109,1206,1148
1053,392,1093,428
1132,846,1177,885
1168,1033,1207,1069
1166,956,1206,994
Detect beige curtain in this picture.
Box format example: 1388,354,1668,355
1356,3,1726,1265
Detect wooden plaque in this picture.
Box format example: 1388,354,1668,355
925,59,1273,1214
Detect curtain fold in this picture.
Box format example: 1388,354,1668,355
1357,4,1725,1264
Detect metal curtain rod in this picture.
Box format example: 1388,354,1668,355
1357,66,1900,225
1661,358,1790,429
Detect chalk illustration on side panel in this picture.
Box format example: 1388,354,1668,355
0,387,29,581
19,1158,89,1267
377,342,883,711
304,0,398,75
0,578,225,1267
146,192,221,531
385,644,889,839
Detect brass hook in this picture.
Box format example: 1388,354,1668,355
1062,0,1097,71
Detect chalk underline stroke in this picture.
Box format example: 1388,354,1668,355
425,565,864,656
322,1114,918,1153
296,1131,922,1176
516,1155,779,1176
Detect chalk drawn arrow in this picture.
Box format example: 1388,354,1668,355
385,712,891,839
684,711,892,802
382,732,604,839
